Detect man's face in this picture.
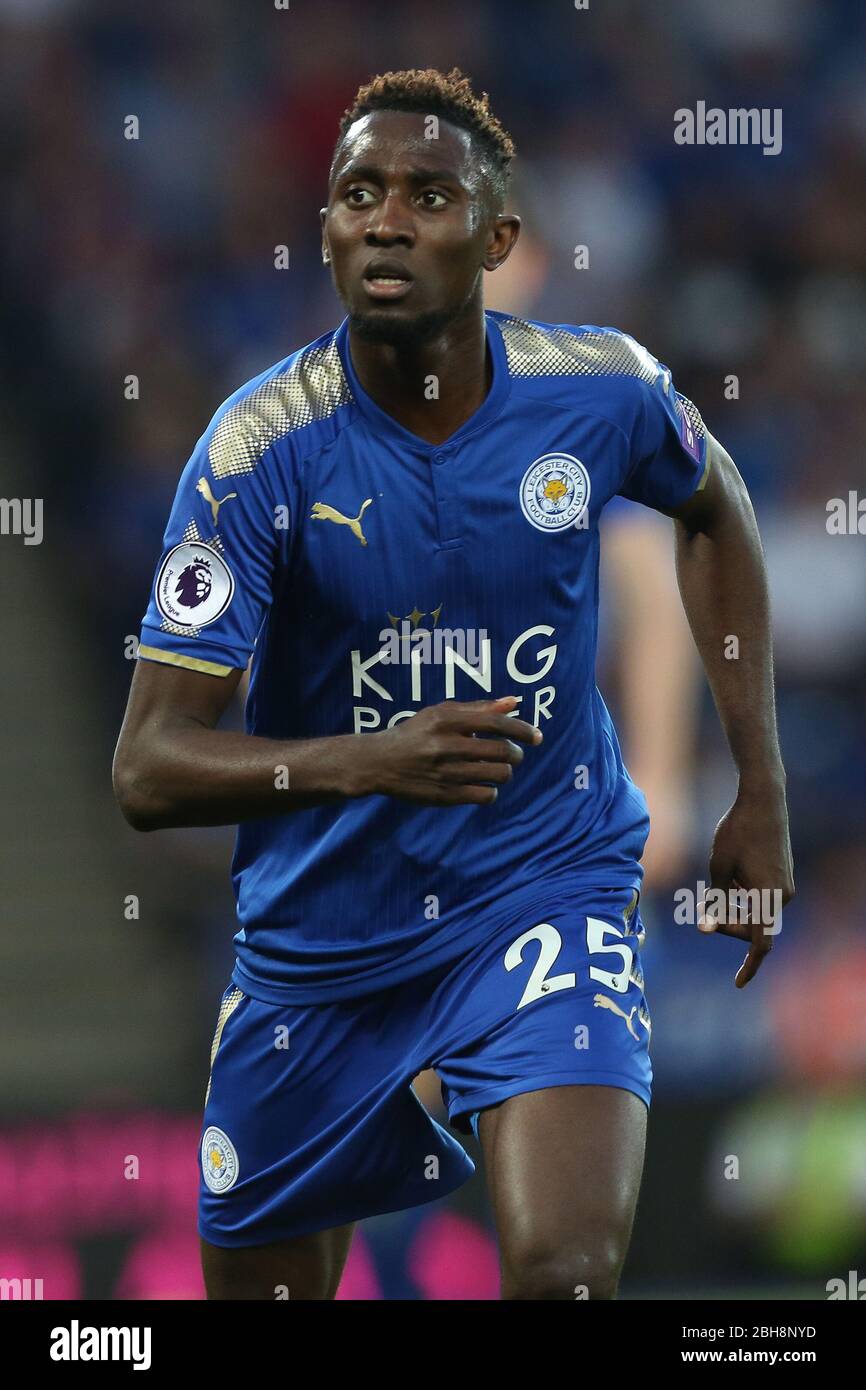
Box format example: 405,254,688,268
322,109,509,345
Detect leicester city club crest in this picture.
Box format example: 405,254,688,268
519,453,591,532
201,1126,239,1193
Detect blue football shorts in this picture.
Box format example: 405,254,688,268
199,883,651,1246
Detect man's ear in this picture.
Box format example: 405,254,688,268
484,214,521,272
320,207,330,264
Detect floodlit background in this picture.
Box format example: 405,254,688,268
1,0,865,1299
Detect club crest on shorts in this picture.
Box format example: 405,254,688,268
201,1126,239,1193
519,453,591,532
156,541,235,627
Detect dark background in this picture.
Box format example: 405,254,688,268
1,0,865,1299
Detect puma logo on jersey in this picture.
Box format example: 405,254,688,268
197,477,238,527
593,992,650,1041
310,498,373,546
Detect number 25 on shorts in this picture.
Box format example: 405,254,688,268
504,919,634,1010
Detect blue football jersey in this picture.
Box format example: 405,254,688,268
139,311,710,1003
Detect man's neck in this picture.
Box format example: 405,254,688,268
346,299,491,446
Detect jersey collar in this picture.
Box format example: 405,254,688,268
335,311,510,453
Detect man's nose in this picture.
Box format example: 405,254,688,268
364,192,414,246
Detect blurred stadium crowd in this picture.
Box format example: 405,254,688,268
1,0,865,1297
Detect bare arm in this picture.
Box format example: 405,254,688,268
666,433,795,984
112,659,541,831
603,509,700,886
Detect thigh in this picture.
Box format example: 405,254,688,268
201,1224,355,1301
480,1083,647,1299
429,886,652,1298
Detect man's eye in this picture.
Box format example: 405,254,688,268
346,188,375,206
420,190,447,208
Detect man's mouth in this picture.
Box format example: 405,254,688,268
362,262,414,301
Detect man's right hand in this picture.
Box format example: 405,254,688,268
359,695,543,806
115,663,543,831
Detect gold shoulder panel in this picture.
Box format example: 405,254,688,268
209,336,352,481
498,316,662,384
499,317,709,473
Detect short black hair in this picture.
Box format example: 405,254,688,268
333,66,515,211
